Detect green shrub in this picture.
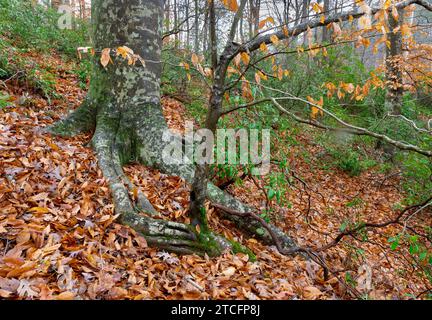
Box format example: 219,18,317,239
0,1,91,98
336,150,363,176
71,59,92,89
0,91,12,108
0,0,90,56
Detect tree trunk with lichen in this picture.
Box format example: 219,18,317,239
50,0,297,257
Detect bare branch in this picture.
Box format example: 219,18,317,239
233,0,432,58
270,97,432,157
386,113,432,135
227,0,248,44
220,85,432,157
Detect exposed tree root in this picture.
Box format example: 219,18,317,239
50,96,97,137
49,100,299,257
206,183,297,250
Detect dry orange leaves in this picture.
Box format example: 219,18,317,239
0,50,430,301
0,53,336,300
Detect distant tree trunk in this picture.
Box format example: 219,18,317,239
322,0,331,42
51,0,62,11
248,1,253,37
209,0,218,69
249,0,260,35
174,0,179,48
301,0,310,45
194,0,199,52
186,0,190,47
385,7,404,115
283,0,289,25
49,0,296,256
239,15,245,43
79,0,86,19
202,5,209,53
378,6,405,159
165,0,171,33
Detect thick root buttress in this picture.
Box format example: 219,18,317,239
51,99,297,257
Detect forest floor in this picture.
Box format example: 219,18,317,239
0,52,431,300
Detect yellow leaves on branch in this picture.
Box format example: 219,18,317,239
254,70,267,85
324,82,337,98
270,34,280,45
258,17,275,30
277,66,284,80
241,79,253,101
182,53,212,79
307,96,324,120
240,52,250,65
116,46,146,67
383,0,392,10
179,60,191,81
400,24,412,36
311,2,324,14
320,15,325,24
357,0,372,30
179,61,190,71
310,2,327,35
370,72,384,89
227,66,239,76
340,82,355,94
324,78,378,102
100,48,112,67
191,53,200,66
356,36,371,48
100,46,146,68
256,35,279,54
221,0,238,12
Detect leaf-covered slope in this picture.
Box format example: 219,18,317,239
0,53,430,300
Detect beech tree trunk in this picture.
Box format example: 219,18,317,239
50,0,297,257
